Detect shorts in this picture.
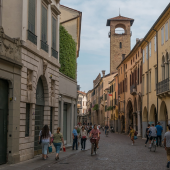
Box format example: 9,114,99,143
149,136,157,140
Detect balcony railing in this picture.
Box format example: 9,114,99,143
51,47,58,59
130,84,137,95
41,40,49,53
27,30,37,45
156,78,169,95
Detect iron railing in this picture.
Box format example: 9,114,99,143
41,40,49,53
51,47,58,59
156,78,169,95
27,30,37,45
130,84,137,95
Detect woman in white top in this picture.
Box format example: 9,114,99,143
39,125,51,160
80,126,87,150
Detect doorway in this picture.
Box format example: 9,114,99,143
63,104,67,143
0,79,8,165
34,78,44,156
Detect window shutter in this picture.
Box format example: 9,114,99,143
140,65,142,83
41,5,47,42
136,69,137,85
52,17,57,49
28,0,35,33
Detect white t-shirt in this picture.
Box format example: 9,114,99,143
39,130,51,143
165,131,170,147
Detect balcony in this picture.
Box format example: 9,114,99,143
27,30,37,45
41,40,49,53
77,101,82,109
156,78,170,98
130,84,137,95
51,47,58,59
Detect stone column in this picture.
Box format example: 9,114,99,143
137,111,141,136
133,114,136,131
60,98,64,135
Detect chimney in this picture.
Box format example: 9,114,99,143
136,38,140,43
102,70,105,77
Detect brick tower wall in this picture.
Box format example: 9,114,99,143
110,20,131,73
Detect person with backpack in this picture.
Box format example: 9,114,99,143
156,122,163,147
145,124,150,147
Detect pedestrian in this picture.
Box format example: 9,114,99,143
80,126,87,150
129,126,135,145
77,125,81,148
39,125,51,160
72,126,78,150
53,127,65,160
156,122,163,147
105,124,109,135
89,124,99,149
145,124,150,147
148,123,157,148
164,124,170,168
88,126,92,136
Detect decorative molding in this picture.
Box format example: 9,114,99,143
27,69,33,91
43,60,48,75
51,5,61,15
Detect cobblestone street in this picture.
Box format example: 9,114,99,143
34,131,167,170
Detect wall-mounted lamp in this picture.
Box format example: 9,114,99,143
49,75,52,79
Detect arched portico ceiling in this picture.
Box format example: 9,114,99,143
149,104,156,122
160,101,168,121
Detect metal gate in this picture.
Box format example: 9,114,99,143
34,78,44,155
0,79,8,164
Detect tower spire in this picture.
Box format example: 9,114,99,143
119,8,121,16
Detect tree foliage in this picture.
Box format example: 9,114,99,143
59,25,76,79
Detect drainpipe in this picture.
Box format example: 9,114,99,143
0,0,2,27
153,29,158,124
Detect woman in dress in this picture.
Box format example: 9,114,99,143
39,125,51,160
53,127,65,160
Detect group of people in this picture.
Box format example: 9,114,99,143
72,124,100,151
39,125,65,160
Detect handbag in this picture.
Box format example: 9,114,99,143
134,136,138,140
48,146,52,153
82,136,86,139
39,135,42,144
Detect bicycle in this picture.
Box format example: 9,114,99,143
149,137,157,152
90,138,97,155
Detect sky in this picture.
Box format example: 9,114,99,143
61,0,170,93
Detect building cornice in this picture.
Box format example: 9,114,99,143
51,5,61,15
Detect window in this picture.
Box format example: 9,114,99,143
136,54,137,59
149,71,151,92
165,22,168,41
52,16,58,58
83,101,84,106
146,74,148,94
149,42,151,57
131,60,132,65
121,67,122,74
120,42,122,48
154,36,156,51
28,0,35,33
50,107,53,133
41,5,48,52
146,46,148,60
126,64,127,69
138,51,139,57
25,103,30,137
133,57,134,62
155,67,157,90
143,49,145,63
105,105,107,112
161,26,164,45
142,76,145,95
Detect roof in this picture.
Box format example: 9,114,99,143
60,5,81,13
77,91,86,95
106,15,134,26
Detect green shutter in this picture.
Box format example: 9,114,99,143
52,16,57,49
28,0,35,33
41,5,47,42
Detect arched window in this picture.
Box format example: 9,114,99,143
162,56,165,80
120,42,122,48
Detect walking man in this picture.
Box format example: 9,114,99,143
148,123,157,148
164,124,170,168
105,124,109,135
72,126,78,150
156,122,163,147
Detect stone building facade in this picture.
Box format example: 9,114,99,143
1,0,61,163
